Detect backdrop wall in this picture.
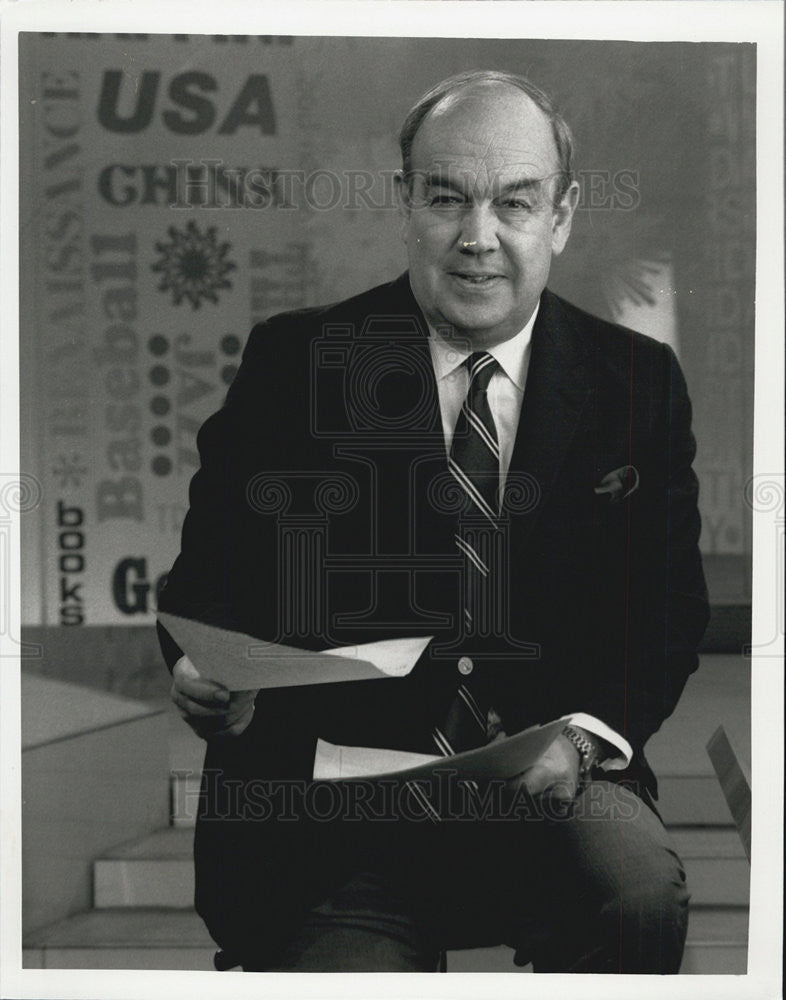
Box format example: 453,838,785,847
18,33,755,626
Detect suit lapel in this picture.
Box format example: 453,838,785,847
502,289,594,541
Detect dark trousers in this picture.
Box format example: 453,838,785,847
245,779,690,973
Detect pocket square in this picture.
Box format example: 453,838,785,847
594,465,639,502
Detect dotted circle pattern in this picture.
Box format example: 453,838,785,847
147,333,239,476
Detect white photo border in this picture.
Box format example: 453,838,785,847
1,2,782,999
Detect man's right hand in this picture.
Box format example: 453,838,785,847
170,654,257,739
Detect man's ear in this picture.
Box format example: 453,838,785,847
394,170,412,241
551,180,580,257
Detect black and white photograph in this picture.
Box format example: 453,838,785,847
0,2,782,997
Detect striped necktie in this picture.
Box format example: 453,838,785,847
447,352,501,525
432,351,502,757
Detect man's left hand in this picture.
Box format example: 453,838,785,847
505,733,582,804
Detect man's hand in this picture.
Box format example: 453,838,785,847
170,654,257,739
505,733,582,805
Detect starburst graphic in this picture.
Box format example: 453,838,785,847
152,221,236,309
53,453,86,488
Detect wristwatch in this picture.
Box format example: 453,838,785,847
562,724,600,777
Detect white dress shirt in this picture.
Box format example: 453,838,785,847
313,301,633,777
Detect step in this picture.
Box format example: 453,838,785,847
679,943,747,974
446,943,748,974
23,907,218,970
170,771,203,828
22,674,170,935
24,904,746,972
166,703,205,773
670,829,751,905
93,825,749,910
94,858,193,909
656,775,738,826
446,908,748,973
682,857,750,906
670,827,748,859
100,827,194,860
21,673,165,751
686,905,749,942
645,653,749,778
95,829,194,909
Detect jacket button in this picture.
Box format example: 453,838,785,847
458,656,474,676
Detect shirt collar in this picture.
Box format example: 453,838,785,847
427,299,540,392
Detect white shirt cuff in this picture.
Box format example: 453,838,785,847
559,713,633,771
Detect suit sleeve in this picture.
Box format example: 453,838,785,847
581,342,710,753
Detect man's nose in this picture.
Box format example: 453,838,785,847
457,203,499,253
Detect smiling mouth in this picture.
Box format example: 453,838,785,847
450,272,503,285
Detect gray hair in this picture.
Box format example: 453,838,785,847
398,69,575,203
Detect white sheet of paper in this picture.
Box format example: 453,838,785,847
312,719,566,783
157,611,432,690
313,740,439,780
321,635,431,677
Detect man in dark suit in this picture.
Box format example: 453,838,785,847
158,70,709,973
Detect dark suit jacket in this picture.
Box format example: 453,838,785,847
157,271,709,964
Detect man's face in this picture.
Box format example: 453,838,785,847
397,84,578,349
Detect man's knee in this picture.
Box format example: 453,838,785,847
565,783,688,895
516,844,689,973
522,781,691,972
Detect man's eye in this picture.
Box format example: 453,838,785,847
499,199,532,211
429,194,462,206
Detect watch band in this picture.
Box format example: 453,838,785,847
562,724,599,776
